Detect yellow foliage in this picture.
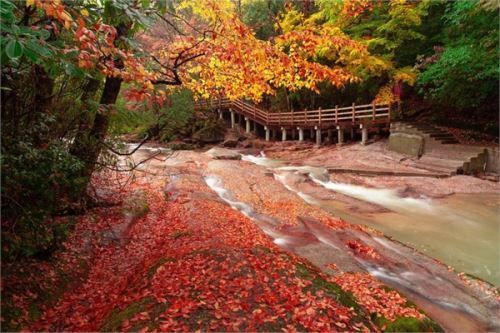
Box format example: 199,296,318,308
374,84,399,104
393,67,417,86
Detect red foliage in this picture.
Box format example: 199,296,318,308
332,273,425,322
346,239,380,260
24,173,359,331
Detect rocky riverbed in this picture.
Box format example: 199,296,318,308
127,141,499,331
3,141,498,332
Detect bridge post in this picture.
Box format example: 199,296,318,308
281,127,287,141
298,127,304,142
218,108,222,119
350,127,355,140
360,124,368,145
337,126,344,145
315,126,321,146
230,109,235,128
245,117,251,133
265,126,270,141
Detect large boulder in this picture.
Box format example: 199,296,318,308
205,147,241,160
222,129,246,147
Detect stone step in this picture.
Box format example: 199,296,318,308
415,156,465,174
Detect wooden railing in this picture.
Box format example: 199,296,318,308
195,98,391,128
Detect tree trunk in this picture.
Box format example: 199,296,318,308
71,76,122,181
70,22,130,202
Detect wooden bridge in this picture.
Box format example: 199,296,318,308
195,97,395,145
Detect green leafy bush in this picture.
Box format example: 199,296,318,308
1,134,85,259
417,1,499,109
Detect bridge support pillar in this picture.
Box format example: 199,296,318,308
281,127,287,141
265,126,270,141
360,124,368,145
315,127,321,146
218,108,223,119
230,109,235,129
337,126,344,145
298,127,304,142
350,127,355,140
245,117,251,133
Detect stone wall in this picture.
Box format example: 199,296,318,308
388,132,424,157
486,148,500,173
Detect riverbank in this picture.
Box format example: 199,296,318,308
263,140,499,198
2,142,498,332
1,153,438,332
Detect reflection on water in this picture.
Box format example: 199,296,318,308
242,154,500,286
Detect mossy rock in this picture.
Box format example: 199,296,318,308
100,296,170,332
146,257,176,279
295,264,361,311
122,190,149,219
374,316,443,332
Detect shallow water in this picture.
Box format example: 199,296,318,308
315,193,500,285
242,154,500,286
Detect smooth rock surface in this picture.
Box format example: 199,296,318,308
205,147,241,160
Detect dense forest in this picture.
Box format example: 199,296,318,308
1,0,498,262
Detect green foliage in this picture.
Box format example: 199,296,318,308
1,135,85,259
157,89,196,141
417,0,499,109
109,93,156,137
242,0,284,40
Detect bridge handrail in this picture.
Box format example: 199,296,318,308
194,98,392,127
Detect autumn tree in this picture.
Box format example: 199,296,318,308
1,0,360,258
275,0,430,104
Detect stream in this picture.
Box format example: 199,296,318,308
125,145,499,331
242,153,500,287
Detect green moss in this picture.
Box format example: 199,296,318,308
1,300,22,331
127,302,170,332
28,303,43,321
374,316,443,332
100,297,156,332
295,264,360,310
146,257,175,279
122,192,149,218
251,245,272,255
2,255,91,331
187,309,214,331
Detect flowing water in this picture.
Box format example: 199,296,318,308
242,153,500,286
123,144,498,330
204,167,498,331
